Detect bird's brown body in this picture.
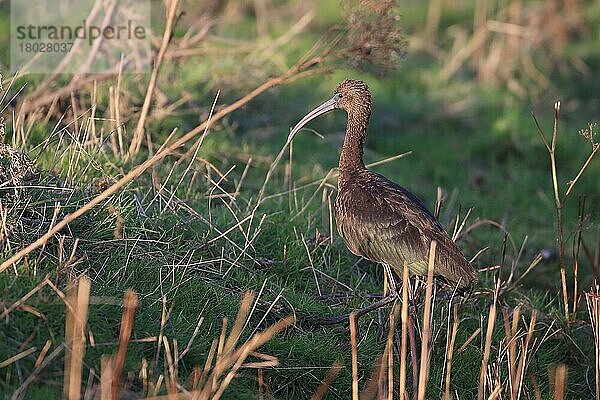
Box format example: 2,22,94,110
290,79,475,290
336,169,474,288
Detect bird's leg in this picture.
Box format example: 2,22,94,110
383,263,399,298
378,264,400,338
319,295,396,325
320,265,400,326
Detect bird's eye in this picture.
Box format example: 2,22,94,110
336,93,343,100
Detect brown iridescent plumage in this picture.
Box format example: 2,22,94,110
290,80,476,290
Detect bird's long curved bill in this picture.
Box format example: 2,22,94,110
289,96,337,139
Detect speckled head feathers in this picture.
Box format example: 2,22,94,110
333,80,372,112
335,79,370,94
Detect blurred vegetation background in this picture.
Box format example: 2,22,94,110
0,0,599,398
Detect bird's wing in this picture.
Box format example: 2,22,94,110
336,174,475,288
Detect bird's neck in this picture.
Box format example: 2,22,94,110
339,107,370,187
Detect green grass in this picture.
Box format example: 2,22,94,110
1,0,599,398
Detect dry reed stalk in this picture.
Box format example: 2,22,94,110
162,336,176,394
223,292,255,354
399,262,409,400
77,0,117,76
310,361,343,400
33,340,52,369
572,198,585,315
439,24,489,82
24,0,103,96
197,339,218,390
387,303,399,399
154,296,169,368
551,364,568,400
242,351,278,369
424,0,443,39
359,354,388,400
62,279,74,391
368,302,399,398
204,316,294,400
417,241,437,400
443,304,460,400
180,293,292,399
473,0,490,77
180,317,205,360
531,102,589,323
69,92,81,139
508,253,544,291
100,355,114,400
19,71,116,116
111,289,139,399
44,279,72,315
1,46,325,274
434,186,443,219
451,206,473,243
408,300,419,394
257,368,264,400
528,372,542,400
0,278,48,319
0,347,37,369
140,358,149,395
300,234,322,296
552,103,568,322
513,310,537,400
478,276,500,400
360,302,400,400
217,317,228,360
565,133,599,200
12,344,65,400
64,276,91,400
586,286,600,400
190,366,200,392
146,393,200,400
35,204,62,267
487,385,502,399
505,305,522,399
290,169,336,221
108,86,119,158
350,312,359,400
153,374,164,396
502,310,512,390
129,0,181,155
202,317,228,394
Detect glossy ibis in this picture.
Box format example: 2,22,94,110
290,80,475,314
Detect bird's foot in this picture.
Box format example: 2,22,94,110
318,294,397,325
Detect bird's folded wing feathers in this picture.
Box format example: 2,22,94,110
336,179,475,287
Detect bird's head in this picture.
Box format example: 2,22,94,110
289,79,371,139
333,79,372,112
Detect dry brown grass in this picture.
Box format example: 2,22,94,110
130,0,181,156
587,285,600,400
419,0,589,97
10,277,294,399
